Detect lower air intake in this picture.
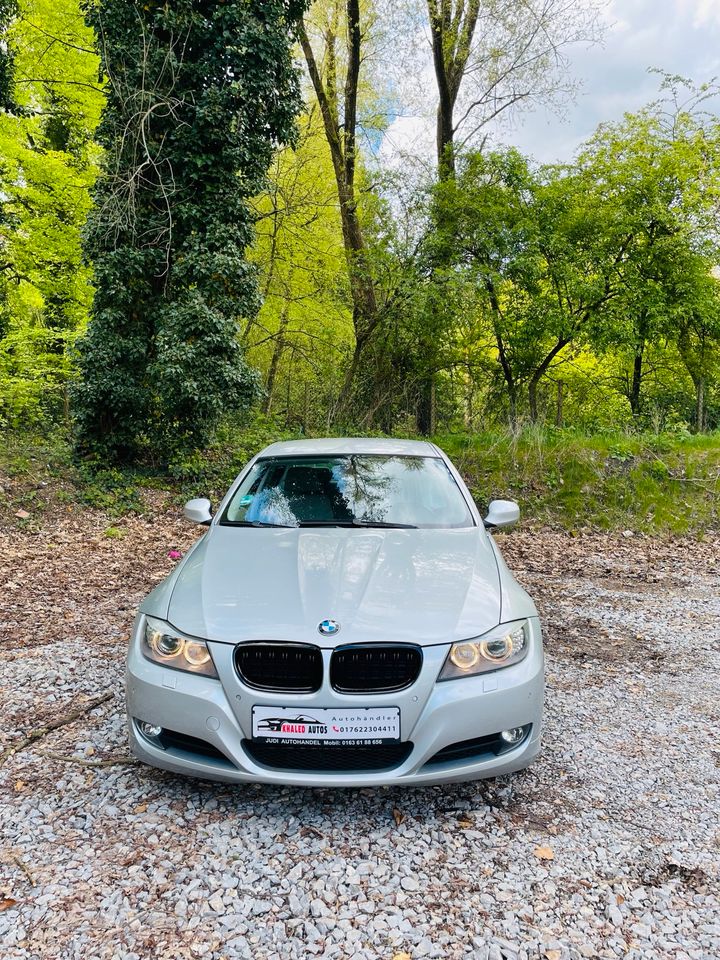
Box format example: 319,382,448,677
424,725,532,766
243,740,413,772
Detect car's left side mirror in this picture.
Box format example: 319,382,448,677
484,499,520,530
184,497,213,526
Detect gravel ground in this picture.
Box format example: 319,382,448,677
1,501,719,960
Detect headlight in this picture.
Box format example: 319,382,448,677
142,616,218,678
439,621,529,680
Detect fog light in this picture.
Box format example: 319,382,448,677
500,726,525,745
139,721,163,739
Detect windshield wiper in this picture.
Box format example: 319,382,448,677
351,519,418,529
231,520,297,528
297,520,355,527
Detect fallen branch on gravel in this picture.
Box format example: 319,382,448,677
34,749,138,769
11,854,36,887
0,692,113,767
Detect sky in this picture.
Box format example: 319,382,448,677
379,0,720,169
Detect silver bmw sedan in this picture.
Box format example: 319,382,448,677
126,438,544,786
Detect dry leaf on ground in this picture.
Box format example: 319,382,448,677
534,845,555,860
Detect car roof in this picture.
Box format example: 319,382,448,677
258,437,439,458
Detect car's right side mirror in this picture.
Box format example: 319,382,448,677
183,497,213,525
484,499,520,530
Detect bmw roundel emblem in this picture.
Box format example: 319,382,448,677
318,619,340,636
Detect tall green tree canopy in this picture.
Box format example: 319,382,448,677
73,0,308,463
577,81,720,421
0,0,101,427
427,80,720,427
1,2,719,441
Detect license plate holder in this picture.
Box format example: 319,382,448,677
251,705,401,746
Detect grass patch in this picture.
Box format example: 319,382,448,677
439,427,720,535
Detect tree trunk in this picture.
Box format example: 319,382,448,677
427,0,481,179
424,3,482,430
555,380,564,428
528,338,572,422
416,375,436,435
696,377,706,433
262,307,289,414
528,378,540,423
629,344,643,417
299,10,380,421
332,336,365,425
507,383,518,424
677,319,710,434
485,279,518,423
433,63,457,178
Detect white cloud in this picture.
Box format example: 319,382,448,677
378,114,435,174
511,0,720,161
680,0,720,28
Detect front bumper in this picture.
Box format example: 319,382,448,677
126,617,544,787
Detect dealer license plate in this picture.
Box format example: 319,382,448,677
251,705,400,746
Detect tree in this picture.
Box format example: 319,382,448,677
425,0,603,177
676,273,720,432
414,0,604,432
430,149,624,422
246,108,353,426
298,0,388,420
73,0,308,463
0,1,17,110
579,78,720,421
0,0,102,427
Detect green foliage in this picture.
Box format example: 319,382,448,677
75,464,144,514
73,0,309,464
428,148,616,419
0,0,102,427
1,2,719,465
576,83,720,422
246,110,353,426
424,80,720,430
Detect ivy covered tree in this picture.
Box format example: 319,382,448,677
74,0,308,463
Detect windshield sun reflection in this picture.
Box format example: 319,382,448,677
221,455,473,530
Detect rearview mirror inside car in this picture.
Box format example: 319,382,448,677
484,499,520,529
183,497,213,525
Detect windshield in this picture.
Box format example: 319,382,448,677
220,455,474,529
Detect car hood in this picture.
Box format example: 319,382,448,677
159,525,503,647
